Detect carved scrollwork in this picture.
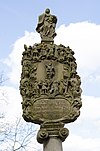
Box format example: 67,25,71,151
59,128,69,142
37,129,49,144
20,41,82,123
20,9,82,126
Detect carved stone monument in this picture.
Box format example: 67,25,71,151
20,8,82,151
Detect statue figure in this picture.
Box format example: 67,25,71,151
45,63,55,79
36,8,57,42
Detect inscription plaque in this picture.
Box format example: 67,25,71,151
24,98,71,124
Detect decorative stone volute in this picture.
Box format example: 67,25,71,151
37,122,69,144
20,9,82,147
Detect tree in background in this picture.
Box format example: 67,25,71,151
0,117,38,151
0,73,40,151
0,71,8,133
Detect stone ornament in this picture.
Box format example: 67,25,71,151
20,8,82,144
20,43,82,124
36,8,57,42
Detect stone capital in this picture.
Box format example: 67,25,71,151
37,122,69,144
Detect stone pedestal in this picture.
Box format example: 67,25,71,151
43,137,63,151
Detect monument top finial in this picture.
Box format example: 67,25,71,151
36,8,57,43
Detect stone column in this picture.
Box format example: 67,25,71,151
43,137,63,151
37,122,69,151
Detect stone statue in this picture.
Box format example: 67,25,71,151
36,8,57,42
20,9,82,151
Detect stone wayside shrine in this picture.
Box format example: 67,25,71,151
20,8,82,151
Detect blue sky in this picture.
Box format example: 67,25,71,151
1,0,100,96
0,1,100,151
0,0,100,58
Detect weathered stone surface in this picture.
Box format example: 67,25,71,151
43,137,63,151
36,8,57,42
30,98,70,122
37,122,69,144
20,9,82,146
20,43,82,124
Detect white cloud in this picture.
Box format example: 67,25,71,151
3,31,40,86
63,133,100,151
55,22,100,77
1,22,100,151
0,84,100,151
62,95,100,151
0,86,22,123
81,95,100,119
3,22,100,86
